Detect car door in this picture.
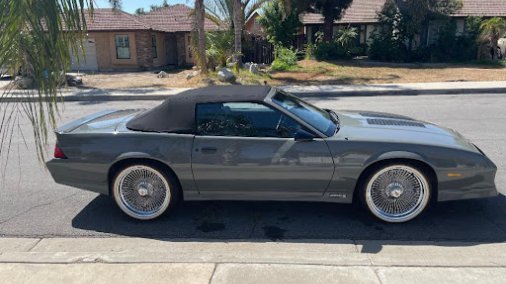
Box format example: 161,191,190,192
191,101,334,199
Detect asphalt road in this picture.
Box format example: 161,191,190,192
0,93,505,243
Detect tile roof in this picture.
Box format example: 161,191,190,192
300,0,506,25
453,0,506,17
139,4,219,32
300,0,386,24
85,9,150,31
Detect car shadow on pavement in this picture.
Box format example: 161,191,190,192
72,194,506,252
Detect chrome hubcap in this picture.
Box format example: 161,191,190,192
114,165,171,219
137,186,149,197
366,165,430,223
386,182,404,198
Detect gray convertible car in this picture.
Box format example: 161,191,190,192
46,86,498,223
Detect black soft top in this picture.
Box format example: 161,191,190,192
126,85,273,133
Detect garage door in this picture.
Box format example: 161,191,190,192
70,39,98,72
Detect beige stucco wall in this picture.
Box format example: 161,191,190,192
88,31,139,71
86,30,190,70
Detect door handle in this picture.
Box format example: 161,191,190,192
200,147,217,154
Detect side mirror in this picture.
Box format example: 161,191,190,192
294,129,315,142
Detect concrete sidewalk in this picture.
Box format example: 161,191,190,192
1,238,506,283
2,81,506,102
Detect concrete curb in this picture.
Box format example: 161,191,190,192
291,87,506,98
1,85,506,102
1,237,506,267
1,238,506,283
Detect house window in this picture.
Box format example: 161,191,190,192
151,34,158,58
115,35,130,59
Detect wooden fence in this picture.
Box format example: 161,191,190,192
242,34,275,64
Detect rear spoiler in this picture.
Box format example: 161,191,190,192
56,109,118,134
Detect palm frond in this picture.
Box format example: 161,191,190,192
244,0,268,21
0,0,94,167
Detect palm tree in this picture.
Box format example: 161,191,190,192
206,0,267,28
480,17,506,60
0,0,94,163
206,0,268,65
195,0,208,74
233,0,243,65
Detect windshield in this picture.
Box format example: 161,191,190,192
271,91,337,137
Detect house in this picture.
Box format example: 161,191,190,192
139,4,219,66
70,9,156,71
245,11,265,36
300,0,385,45
299,0,506,47
71,5,218,72
428,0,506,45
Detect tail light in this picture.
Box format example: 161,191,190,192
54,144,67,159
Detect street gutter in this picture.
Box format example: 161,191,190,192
1,81,506,102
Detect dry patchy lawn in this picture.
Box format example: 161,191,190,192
81,69,208,89
268,60,506,85
79,60,506,89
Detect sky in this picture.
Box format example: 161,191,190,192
94,0,191,13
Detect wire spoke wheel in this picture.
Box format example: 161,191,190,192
365,165,430,223
113,165,171,220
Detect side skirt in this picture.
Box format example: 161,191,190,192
182,191,353,204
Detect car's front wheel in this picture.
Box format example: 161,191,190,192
361,164,432,223
112,164,176,220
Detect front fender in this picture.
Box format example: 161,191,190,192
367,150,433,168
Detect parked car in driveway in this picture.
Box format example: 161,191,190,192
46,86,498,223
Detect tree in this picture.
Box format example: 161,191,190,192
109,0,121,10
206,0,268,29
395,0,463,53
135,8,146,15
233,0,243,65
149,0,170,12
195,0,208,74
0,0,94,163
480,17,506,59
258,0,301,47
206,30,235,68
302,0,353,42
206,0,268,65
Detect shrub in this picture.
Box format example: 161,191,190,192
304,42,316,60
271,60,293,71
311,27,360,60
206,30,234,69
258,0,301,48
314,42,351,60
368,18,480,63
271,46,298,71
368,33,407,62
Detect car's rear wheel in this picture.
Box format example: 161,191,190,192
361,164,431,223
112,164,175,220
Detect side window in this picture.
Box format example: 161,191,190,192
196,102,302,138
